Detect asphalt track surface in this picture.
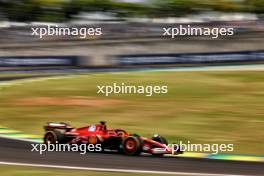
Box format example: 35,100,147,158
0,137,263,175
0,68,264,175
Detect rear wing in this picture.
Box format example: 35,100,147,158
44,122,72,131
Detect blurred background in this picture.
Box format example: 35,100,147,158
0,0,264,157
0,0,263,67
0,0,263,42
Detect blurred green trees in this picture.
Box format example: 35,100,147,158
245,0,264,14
0,0,263,22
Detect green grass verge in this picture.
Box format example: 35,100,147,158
0,71,263,155
0,165,163,176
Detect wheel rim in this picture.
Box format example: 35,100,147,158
45,133,55,144
125,139,137,152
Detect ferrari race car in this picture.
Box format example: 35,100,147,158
43,121,183,156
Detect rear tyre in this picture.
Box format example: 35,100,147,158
44,130,65,144
122,136,142,156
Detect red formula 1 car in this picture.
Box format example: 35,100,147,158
43,121,183,156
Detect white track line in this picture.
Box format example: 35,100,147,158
0,161,249,176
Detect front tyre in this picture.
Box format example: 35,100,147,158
122,136,142,156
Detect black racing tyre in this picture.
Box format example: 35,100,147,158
44,130,65,144
122,136,142,156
